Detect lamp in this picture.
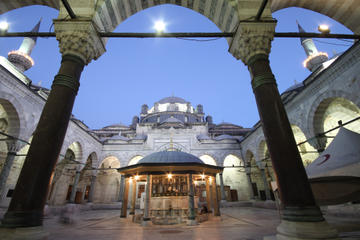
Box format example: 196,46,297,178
0,21,9,33
318,24,330,34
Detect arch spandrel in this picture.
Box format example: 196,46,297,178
0,0,59,14
271,0,359,33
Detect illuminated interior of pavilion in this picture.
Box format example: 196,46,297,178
117,150,223,225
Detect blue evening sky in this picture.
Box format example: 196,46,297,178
0,4,353,130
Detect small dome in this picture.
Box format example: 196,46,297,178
138,151,203,164
158,96,187,104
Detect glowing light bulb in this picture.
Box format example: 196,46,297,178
201,174,205,179
134,175,140,180
167,173,172,179
318,24,330,34
154,20,166,33
0,21,9,32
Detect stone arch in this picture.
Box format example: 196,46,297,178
65,141,83,166
94,0,240,43
257,140,269,163
308,91,360,149
291,124,318,167
0,0,59,15
127,155,144,166
0,93,26,140
199,154,217,166
223,154,243,167
99,155,121,169
271,1,360,33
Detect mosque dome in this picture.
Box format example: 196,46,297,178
158,96,187,104
138,151,203,164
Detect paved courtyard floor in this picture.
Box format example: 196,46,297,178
37,207,360,240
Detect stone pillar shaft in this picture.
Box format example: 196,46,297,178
130,180,137,215
88,175,96,203
246,173,255,200
118,175,125,202
260,169,271,200
120,177,130,218
219,173,226,201
69,171,81,203
205,178,212,212
143,175,150,221
211,177,220,216
0,143,18,199
187,173,195,220
2,54,85,227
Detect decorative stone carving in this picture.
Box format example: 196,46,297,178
54,20,106,65
229,21,276,65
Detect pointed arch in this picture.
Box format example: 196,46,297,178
199,154,217,166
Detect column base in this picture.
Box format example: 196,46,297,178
0,226,48,240
1,210,43,227
276,219,339,240
141,218,152,227
186,219,198,226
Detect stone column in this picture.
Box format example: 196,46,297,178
118,175,125,202
205,177,212,213
69,171,81,203
120,177,130,218
142,174,151,226
229,21,338,239
245,169,255,200
219,173,226,201
0,141,20,200
260,168,271,201
130,179,137,215
2,20,105,228
211,177,220,216
87,175,96,203
187,173,196,225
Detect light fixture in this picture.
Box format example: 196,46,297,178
153,20,166,33
167,173,172,179
129,177,133,183
0,21,9,33
201,174,205,180
318,24,330,34
209,176,212,183
134,175,140,180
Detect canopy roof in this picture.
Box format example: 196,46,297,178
306,127,360,178
118,151,223,176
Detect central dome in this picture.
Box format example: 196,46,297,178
138,151,203,164
158,96,187,104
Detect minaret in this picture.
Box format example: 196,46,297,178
297,21,328,72
8,19,41,72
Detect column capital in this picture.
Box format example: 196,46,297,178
229,21,276,65
6,140,21,153
54,20,106,65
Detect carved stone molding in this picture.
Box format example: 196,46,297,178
54,20,106,65
229,21,276,65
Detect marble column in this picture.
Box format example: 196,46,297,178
211,177,220,216
260,168,271,200
130,179,137,215
1,20,105,228
187,173,195,220
69,171,81,203
0,141,19,200
87,175,96,203
142,175,151,224
219,173,226,201
205,177,212,213
229,21,338,239
120,177,130,218
118,175,125,202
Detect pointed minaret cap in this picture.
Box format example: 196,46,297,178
296,20,308,43
8,18,42,72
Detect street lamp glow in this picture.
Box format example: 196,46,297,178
0,21,9,32
154,20,166,33
318,24,330,34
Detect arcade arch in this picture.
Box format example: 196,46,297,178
313,97,360,149
291,125,318,167
128,155,143,166
94,156,121,203
199,154,217,166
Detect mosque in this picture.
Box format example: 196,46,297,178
0,1,360,239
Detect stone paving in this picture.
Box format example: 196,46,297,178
39,207,360,240
1,206,360,240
